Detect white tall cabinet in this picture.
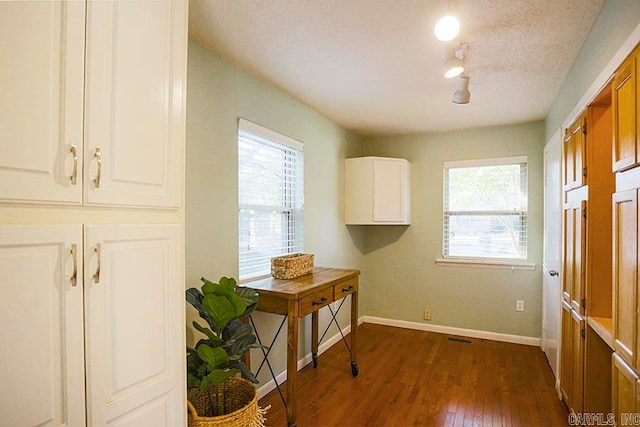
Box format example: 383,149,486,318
0,1,187,426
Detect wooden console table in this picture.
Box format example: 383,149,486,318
243,267,360,427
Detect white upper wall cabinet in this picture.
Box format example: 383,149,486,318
0,2,85,204
84,1,186,207
345,156,411,225
0,1,186,208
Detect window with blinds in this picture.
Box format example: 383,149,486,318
443,156,528,260
238,119,304,281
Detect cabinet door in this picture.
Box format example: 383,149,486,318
84,224,184,426
612,353,639,425
84,1,187,208
560,300,573,406
563,203,574,302
563,129,575,191
563,114,587,190
0,225,85,426
373,159,408,222
612,53,637,172
0,2,84,204
572,200,586,314
613,190,638,368
570,309,585,414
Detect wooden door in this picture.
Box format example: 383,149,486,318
373,158,408,222
84,224,184,426
563,114,587,190
613,52,637,172
561,300,573,405
570,309,585,414
84,0,187,208
564,129,575,191
0,2,84,204
612,353,639,425
572,200,586,315
613,189,638,368
0,225,85,426
563,203,574,302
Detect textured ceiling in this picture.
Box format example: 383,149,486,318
189,0,606,138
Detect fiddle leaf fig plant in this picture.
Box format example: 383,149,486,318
186,276,261,393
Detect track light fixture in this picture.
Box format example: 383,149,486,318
452,75,471,104
443,44,466,79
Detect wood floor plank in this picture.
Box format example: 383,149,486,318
258,323,569,426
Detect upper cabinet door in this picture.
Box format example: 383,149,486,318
373,158,409,222
613,53,637,173
84,1,187,208
84,224,184,426
0,2,84,204
0,225,85,426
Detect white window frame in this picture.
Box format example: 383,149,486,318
238,118,304,281
435,156,535,270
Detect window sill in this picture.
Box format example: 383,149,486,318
434,258,536,271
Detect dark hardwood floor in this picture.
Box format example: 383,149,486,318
258,323,569,426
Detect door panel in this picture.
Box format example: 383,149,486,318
543,134,561,377
373,159,406,222
561,300,573,405
612,353,638,425
84,1,186,207
0,2,84,203
570,309,585,414
613,189,638,368
613,55,637,172
0,225,85,426
84,224,184,426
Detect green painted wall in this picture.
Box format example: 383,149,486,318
185,41,365,385
546,0,640,140
362,122,545,338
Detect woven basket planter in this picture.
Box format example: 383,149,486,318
187,378,268,427
271,253,314,279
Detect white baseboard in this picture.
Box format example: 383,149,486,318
256,316,365,399
363,316,541,347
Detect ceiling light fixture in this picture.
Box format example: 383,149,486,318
443,44,466,79
434,15,460,42
443,56,464,78
452,75,471,104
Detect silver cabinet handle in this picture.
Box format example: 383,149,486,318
93,244,101,283
69,144,78,185
69,244,78,287
549,270,559,277
93,147,102,188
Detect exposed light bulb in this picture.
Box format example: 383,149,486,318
434,15,460,41
443,57,464,79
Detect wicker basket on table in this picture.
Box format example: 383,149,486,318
187,378,268,427
271,253,314,279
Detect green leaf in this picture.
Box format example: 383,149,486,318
197,344,229,370
219,276,237,293
203,294,236,331
227,291,247,317
192,321,222,346
206,368,239,388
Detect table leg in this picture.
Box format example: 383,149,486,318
287,304,299,426
312,310,319,368
350,286,359,377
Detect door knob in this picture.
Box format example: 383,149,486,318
549,270,559,277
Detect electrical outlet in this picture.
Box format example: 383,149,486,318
424,309,431,321
516,300,524,312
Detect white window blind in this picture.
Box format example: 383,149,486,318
238,119,304,281
443,156,528,260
